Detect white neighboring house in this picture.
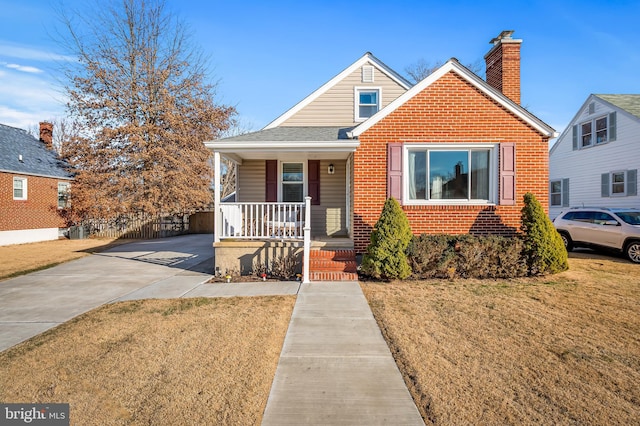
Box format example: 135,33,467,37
549,94,640,219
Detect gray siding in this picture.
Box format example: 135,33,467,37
281,62,408,127
549,99,640,219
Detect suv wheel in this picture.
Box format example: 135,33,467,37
625,241,640,264
559,232,573,251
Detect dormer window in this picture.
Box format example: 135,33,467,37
573,112,617,150
355,88,380,121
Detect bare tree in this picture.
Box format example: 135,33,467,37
405,58,484,84
216,118,256,199
57,0,235,221
27,117,81,155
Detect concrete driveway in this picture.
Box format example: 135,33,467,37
0,234,215,352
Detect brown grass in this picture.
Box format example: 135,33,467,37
0,238,131,281
362,251,640,425
0,296,294,425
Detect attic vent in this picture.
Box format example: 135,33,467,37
588,102,595,114
362,66,374,83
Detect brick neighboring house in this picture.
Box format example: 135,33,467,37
205,30,556,280
0,122,73,246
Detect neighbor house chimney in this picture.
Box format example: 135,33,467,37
484,30,522,104
39,121,53,149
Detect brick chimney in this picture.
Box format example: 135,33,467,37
484,30,522,104
39,121,53,149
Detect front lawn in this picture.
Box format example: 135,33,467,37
0,297,294,425
362,251,640,425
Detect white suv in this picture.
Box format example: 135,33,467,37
552,207,640,263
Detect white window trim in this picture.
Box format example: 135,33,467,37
610,170,627,197
278,160,307,202
58,181,71,209
579,114,609,148
13,176,27,200
402,143,498,206
354,86,381,122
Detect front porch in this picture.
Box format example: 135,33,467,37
206,127,360,282
212,198,356,281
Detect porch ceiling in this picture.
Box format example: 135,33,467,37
205,140,358,162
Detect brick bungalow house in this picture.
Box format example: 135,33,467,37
0,122,72,246
205,31,556,281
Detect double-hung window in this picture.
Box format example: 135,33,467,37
611,171,626,196
58,182,71,209
575,113,616,149
602,169,637,198
282,163,303,202
550,180,562,206
406,145,495,203
355,88,380,121
13,177,27,200
550,178,569,207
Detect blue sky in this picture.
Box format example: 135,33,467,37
1,0,639,145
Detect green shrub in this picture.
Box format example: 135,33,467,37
361,197,413,280
520,192,569,275
407,234,527,279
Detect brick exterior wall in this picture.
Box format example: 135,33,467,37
0,172,67,231
352,71,549,253
485,40,521,105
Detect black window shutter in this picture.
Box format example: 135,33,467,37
572,125,578,150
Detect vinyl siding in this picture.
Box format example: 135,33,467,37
237,159,347,237
549,99,640,219
237,160,265,202
311,160,347,237
281,61,408,127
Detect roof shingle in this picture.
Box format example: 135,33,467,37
0,124,72,179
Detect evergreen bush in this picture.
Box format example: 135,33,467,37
407,234,527,279
520,192,569,275
361,197,413,280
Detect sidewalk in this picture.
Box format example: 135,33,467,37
262,281,425,425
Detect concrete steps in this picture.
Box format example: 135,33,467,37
309,249,358,281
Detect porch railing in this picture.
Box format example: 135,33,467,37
219,201,306,239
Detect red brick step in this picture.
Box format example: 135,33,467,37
308,249,358,281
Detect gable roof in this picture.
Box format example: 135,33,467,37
349,59,556,138
549,94,640,155
596,94,640,120
263,52,412,130
0,124,72,179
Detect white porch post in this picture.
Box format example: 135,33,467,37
302,196,311,284
213,151,221,243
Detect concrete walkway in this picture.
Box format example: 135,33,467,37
262,282,425,425
0,235,424,424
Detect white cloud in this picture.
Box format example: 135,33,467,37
0,41,75,62
5,63,43,73
0,63,67,129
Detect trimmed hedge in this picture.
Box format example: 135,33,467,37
407,234,528,279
